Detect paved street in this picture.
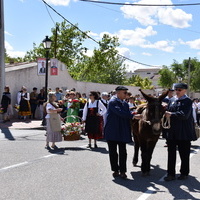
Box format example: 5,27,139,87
0,120,200,200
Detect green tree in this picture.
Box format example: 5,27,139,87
190,62,200,91
158,58,200,91
158,66,176,88
23,21,88,66
73,34,127,84
127,74,154,89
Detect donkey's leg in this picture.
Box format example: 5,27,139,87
146,138,159,173
133,134,140,166
140,140,149,175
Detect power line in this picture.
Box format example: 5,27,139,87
80,0,200,7
41,0,159,67
84,0,200,36
44,2,56,26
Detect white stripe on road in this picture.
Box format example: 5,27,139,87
0,161,29,172
0,154,57,172
136,146,200,200
0,145,89,173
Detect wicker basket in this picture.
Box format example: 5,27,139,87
62,115,84,141
63,133,80,141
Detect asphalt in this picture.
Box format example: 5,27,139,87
0,119,45,130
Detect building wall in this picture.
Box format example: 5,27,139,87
5,61,140,110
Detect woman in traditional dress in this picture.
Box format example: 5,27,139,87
1,86,12,122
65,91,80,123
18,87,31,120
82,91,107,148
45,93,63,150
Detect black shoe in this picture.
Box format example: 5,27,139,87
94,144,98,148
86,144,92,148
164,175,176,181
45,146,51,150
51,145,58,150
112,171,120,178
120,172,127,179
177,175,188,180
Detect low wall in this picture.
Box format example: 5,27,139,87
3,61,141,118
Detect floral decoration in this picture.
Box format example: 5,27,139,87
61,122,85,136
0,107,4,114
69,99,80,109
14,104,20,112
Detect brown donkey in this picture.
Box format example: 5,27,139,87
132,89,168,176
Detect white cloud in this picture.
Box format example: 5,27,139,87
83,49,94,57
97,26,174,52
142,40,174,52
120,0,192,28
124,60,148,72
5,41,26,58
116,47,134,58
5,31,13,36
88,31,99,38
185,39,200,50
5,41,13,51
117,26,157,46
142,52,152,56
45,0,71,6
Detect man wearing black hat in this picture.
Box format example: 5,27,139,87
164,83,197,181
104,86,142,179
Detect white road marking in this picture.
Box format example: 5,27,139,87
136,146,200,200
0,145,89,172
0,161,28,172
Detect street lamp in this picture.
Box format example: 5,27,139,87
42,36,52,101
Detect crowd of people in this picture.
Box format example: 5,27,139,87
0,84,199,180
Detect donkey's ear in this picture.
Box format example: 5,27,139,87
158,90,169,102
139,89,154,102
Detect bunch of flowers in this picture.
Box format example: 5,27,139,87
61,122,85,136
0,107,4,114
69,99,80,109
79,98,87,104
14,104,20,112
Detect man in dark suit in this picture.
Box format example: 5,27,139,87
39,62,46,74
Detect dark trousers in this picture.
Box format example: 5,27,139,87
30,103,37,118
167,140,191,176
107,141,127,173
197,113,200,126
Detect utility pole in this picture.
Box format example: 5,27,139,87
0,0,5,101
187,57,191,97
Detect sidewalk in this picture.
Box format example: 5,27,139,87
0,119,45,130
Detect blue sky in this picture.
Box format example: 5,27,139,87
4,0,200,71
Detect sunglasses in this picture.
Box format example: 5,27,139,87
175,89,183,92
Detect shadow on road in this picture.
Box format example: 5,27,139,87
113,164,200,199
0,128,15,140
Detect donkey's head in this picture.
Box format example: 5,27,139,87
139,89,169,135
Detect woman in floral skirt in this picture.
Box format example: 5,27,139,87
82,91,107,148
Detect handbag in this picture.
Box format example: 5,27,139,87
195,125,200,139
49,113,62,132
